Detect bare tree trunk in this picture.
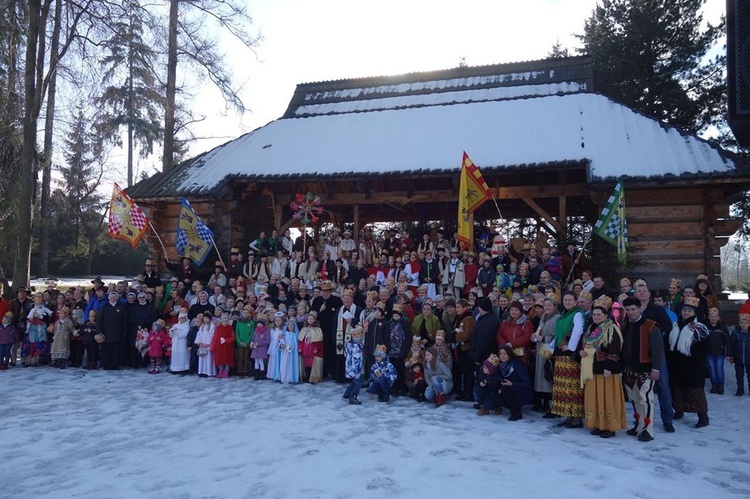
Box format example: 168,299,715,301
14,0,47,290
162,0,178,171
37,0,62,276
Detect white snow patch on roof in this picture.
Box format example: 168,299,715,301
294,82,586,116
177,93,735,193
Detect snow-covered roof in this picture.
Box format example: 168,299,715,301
128,58,743,199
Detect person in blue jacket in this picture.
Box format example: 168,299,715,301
729,313,750,396
367,348,397,402
494,345,533,421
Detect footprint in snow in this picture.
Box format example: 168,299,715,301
299,449,319,457
430,448,457,457
366,477,397,490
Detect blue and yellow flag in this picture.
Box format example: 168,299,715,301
176,198,214,266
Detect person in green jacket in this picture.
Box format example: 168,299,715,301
411,302,442,347
234,308,256,377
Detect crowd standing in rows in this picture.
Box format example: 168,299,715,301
0,226,747,443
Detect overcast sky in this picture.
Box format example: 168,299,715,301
119,0,726,182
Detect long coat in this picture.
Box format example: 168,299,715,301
97,302,127,344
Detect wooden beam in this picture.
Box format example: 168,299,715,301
558,170,567,235
324,183,589,206
521,196,563,235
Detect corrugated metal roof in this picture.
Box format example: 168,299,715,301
128,90,743,200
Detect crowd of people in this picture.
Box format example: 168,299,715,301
0,225,747,443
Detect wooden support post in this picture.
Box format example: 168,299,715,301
353,205,360,244
558,171,567,238
274,204,283,232
520,196,564,236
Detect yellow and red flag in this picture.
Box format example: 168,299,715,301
107,183,150,249
457,152,492,249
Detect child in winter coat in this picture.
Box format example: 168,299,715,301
299,311,324,383
367,348,397,402
234,308,255,378
423,346,453,407
147,320,169,374
212,313,236,379
404,335,425,398
80,311,98,369
0,311,18,369
250,317,270,380
25,293,52,366
343,323,365,405
50,306,77,368
729,313,750,396
474,353,502,416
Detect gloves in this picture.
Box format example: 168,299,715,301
220,337,226,344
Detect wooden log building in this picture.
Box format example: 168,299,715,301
127,56,750,291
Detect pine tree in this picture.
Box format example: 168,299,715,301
96,0,162,187
577,0,725,134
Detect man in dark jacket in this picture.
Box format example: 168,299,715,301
468,298,500,402
622,297,665,442
97,291,127,370
126,292,157,368
635,280,675,433
8,286,32,366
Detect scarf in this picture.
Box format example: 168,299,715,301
553,306,583,347
669,317,707,356
580,319,621,387
499,360,514,379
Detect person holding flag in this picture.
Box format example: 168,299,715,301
457,152,492,251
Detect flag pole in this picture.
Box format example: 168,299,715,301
564,231,593,287
210,237,227,271
150,226,169,260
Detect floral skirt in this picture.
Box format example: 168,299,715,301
551,356,584,418
584,374,628,432
672,386,708,414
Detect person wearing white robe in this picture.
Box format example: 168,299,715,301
195,316,216,377
279,320,300,384
267,313,285,381
169,311,191,373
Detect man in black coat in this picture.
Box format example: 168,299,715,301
97,291,127,370
310,282,344,380
469,298,500,401
125,292,157,368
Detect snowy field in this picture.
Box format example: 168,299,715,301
2,366,750,499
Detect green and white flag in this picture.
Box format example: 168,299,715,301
593,180,628,267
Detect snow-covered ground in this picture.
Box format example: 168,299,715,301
3,365,750,498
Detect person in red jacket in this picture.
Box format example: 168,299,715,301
147,320,169,374
496,301,534,365
212,313,235,378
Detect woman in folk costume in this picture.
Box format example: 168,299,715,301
195,313,217,377
267,312,285,382
462,252,479,298
580,297,627,438
279,318,300,384
332,259,348,295
169,309,191,374
417,233,434,257
50,306,76,368
531,297,559,416
668,296,711,428
299,311,324,383
300,252,319,286
405,251,422,295
550,291,586,428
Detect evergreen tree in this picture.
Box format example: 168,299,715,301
96,0,162,187
577,0,725,134
49,107,106,274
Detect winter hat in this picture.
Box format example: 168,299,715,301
477,298,493,313
153,320,164,331
2,311,12,320
444,298,456,308
373,349,387,360
483,353,500,374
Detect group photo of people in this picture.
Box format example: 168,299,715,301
1,224,746,444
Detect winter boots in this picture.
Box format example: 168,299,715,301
435,393,446,407
737,386,745,396
695,413,710,428
348,395,361,405
717,384,724,394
